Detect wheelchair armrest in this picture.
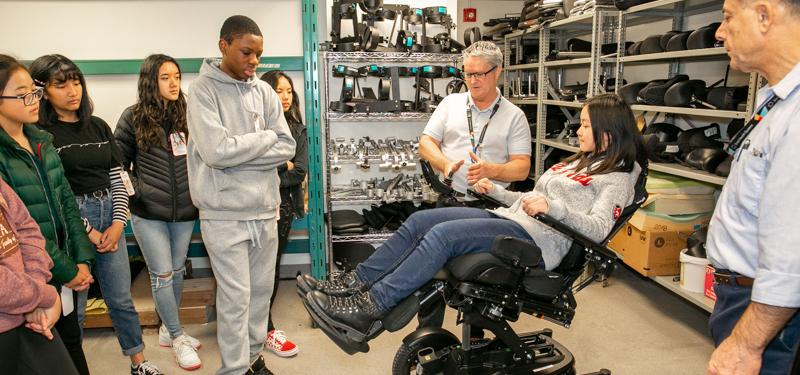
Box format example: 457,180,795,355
467,190,510,208
533,213,619,262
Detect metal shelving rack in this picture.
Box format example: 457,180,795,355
499,0,760,312
319,50,460,271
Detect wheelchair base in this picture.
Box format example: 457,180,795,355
411,329,576,375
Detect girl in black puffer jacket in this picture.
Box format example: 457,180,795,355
114,54,202,371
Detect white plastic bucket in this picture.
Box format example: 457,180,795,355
680,248,709,293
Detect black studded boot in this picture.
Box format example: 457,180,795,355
297,271,367,296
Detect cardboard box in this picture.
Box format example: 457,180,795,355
628,209,711,233
608,223,689,276
705,265,717,301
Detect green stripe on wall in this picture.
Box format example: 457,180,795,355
23,57,305,76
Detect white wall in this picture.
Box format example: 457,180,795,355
0,0,305,129
457,0,522,44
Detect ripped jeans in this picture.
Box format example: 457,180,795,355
130,215,195,339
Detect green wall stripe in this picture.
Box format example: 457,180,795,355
25,57,304,76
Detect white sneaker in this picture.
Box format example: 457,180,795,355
172,334,202,371
159,325,201,349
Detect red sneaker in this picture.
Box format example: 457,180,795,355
264,330,299,358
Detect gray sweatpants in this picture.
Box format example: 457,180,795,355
201,218,278,375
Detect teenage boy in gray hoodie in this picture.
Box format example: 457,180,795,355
186,15,296,375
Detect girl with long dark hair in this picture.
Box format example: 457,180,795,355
30,54,162,375
299,93,646,335
114,54,202,371
259,70,307,358
0,54,95,374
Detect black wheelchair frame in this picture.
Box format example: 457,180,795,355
303,164,648,375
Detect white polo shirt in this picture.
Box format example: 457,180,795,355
422,89,532,194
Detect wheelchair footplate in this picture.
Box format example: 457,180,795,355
301,295,385,355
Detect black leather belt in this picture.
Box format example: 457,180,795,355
713,269,754,287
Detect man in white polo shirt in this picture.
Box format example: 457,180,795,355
420,41,532,204
417,41,531,328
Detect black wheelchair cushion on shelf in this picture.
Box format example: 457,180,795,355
619,81,649,105
684,148,728,173
332,242,375,271
676,124,722,157
666,30,692,51
332,225,370,235
660,30,681,50
331,209,367,231
627,41,643,56
707,86,749,110
567,38,592,52
687,22,721,49
614,0,655,10
664,79,708,107
715,156,733,177
489,235,542,268
639,34,665,54
638,75,688,105
446,252,522,289
522,269,565,300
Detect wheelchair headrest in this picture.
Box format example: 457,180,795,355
619,81,649,105
664,79,708,108
638,75,689,106
665,30,692,52
684,147,728,173
688,22,721,49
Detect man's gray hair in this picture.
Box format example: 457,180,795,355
462,41,503,68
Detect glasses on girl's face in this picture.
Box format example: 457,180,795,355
0,87,44,106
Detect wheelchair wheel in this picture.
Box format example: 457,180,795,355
392,342,429,374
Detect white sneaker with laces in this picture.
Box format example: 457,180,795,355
159,325,201,349
172,334,202,371
264,329,299,357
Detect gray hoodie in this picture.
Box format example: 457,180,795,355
187,58,296,221
489,160,640,270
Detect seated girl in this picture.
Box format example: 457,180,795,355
300,93,646,335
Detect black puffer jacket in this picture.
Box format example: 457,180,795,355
114,105,198,222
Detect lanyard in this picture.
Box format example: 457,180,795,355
466,97,501,154
726,93,781,156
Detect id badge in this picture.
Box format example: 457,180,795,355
170,132,188,156
120,170,136,196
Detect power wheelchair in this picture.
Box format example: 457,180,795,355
301,167,648,375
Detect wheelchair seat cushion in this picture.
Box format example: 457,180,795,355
446,252,522,289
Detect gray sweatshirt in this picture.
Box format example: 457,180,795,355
489,160,640,270
187,59,296,221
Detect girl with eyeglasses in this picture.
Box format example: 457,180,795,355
114,54,202,371
30,55,163,375
0,54,94,374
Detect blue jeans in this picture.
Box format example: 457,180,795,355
75,193,144,357
710,280,800,375
131,215,195,339
355,207,533,312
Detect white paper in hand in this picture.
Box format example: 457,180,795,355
61,286,74,316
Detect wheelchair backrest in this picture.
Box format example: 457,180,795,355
552,163,649,278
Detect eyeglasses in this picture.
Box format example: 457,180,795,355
463,65,498,80
0,87,44,106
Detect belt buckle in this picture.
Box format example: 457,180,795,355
92,189,105,199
